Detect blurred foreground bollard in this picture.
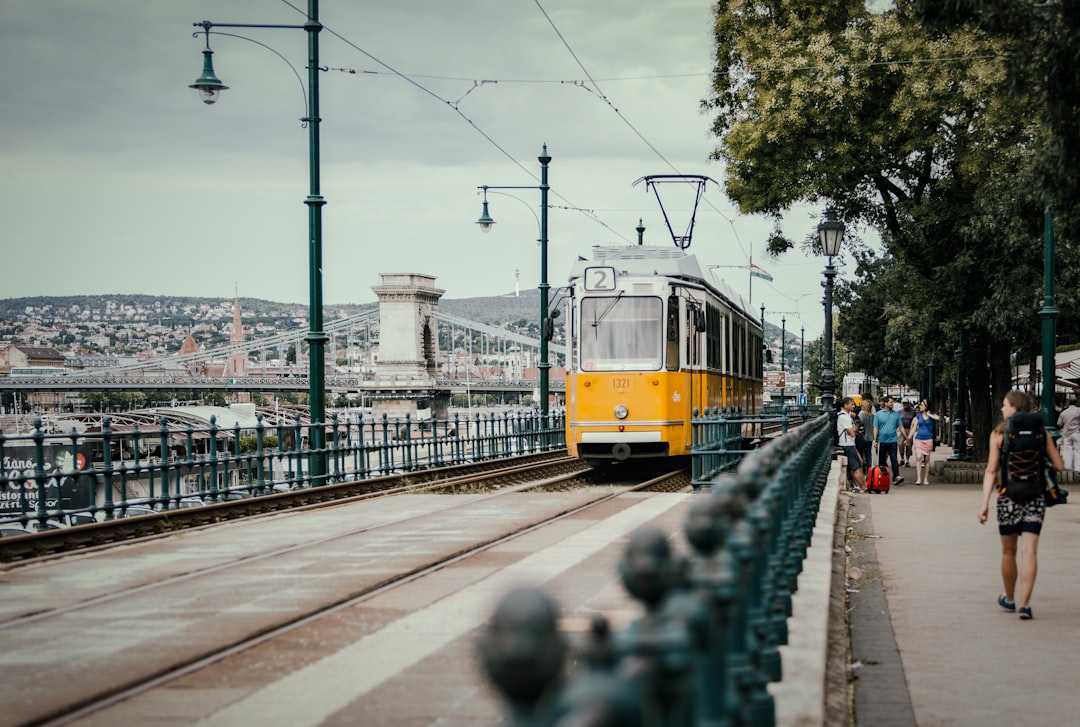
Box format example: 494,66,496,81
478,586,567,726
556,615,644,727
680,484,743,726
615,526,697,727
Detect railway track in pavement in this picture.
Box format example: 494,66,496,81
0,451,582,563
1,462,690,726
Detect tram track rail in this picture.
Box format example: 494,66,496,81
9,465,688,727
0,451,579,565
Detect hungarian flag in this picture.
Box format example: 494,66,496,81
749,263,773,282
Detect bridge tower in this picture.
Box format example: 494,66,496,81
369,273,449,422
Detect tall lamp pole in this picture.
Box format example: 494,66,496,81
780,317,786,406
760,303,766,372
1040,194,1059,436
817,207,845,413
476,146,552,422
189,1,328,483
948,338,970,460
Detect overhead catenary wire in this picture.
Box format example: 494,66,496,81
276,0,630,243
272,1,899,283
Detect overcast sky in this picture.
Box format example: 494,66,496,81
0,0,859,339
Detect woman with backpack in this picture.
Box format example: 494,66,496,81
977,390,1065,620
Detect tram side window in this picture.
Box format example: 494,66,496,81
733,320,743,378
706,304,721,371
725,314,732,376
686,306,702,367
580,296,663,371
740,321,748,377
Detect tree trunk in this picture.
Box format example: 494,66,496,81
989,339,1013,426
965,338,1015,461
967,340,992,461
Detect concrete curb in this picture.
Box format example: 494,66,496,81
769,458,841,726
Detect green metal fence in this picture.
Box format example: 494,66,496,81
0,411,565,535
691,406,801,485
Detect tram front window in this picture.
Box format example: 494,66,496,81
580,296,662,371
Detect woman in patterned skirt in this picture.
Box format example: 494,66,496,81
977,391,1065,620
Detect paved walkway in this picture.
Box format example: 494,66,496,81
846,445,1080,726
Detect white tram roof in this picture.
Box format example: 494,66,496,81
568,245,751,319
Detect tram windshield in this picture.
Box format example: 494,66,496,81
580,296,662,371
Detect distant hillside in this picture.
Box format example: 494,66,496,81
0,291,546,329
438,290,542,327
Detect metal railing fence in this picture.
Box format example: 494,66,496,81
480,413,834,726
691,406,809,485
0,411,565,535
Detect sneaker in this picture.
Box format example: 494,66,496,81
894,476,905,485
998,594,1016,612
1019,606,1033,620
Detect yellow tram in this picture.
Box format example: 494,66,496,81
565,246,763,466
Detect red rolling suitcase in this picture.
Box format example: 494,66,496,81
866,466,891,494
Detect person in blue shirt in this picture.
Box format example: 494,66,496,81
873,396,904,484
909,400,940,485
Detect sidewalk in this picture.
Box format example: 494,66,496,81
846,445,1080,726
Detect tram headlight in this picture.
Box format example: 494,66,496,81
614,404,629,420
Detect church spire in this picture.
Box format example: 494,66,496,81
225,287,246,378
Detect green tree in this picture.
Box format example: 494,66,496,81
202,391,228,407
914,0,1080,234
704,1,1063,455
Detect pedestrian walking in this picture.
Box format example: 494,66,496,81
858,399,875,475
909,400,940,485
898,399,916,466
1056,393,1080,470
838,397,866,492
977,390,1065,620
873,396,904,484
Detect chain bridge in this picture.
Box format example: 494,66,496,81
2,276,567,404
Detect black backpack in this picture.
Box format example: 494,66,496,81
999,412,1047,502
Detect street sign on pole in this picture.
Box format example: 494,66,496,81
764,371,786,388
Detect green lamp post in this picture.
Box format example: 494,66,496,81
760,303,766,374
948,338,970,461
189,1,329,484
817,206,845,413
475,146,552,424
1040,194,1059,437
780,317,786,407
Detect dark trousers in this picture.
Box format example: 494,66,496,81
859,440,874,473
877,441,899,478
